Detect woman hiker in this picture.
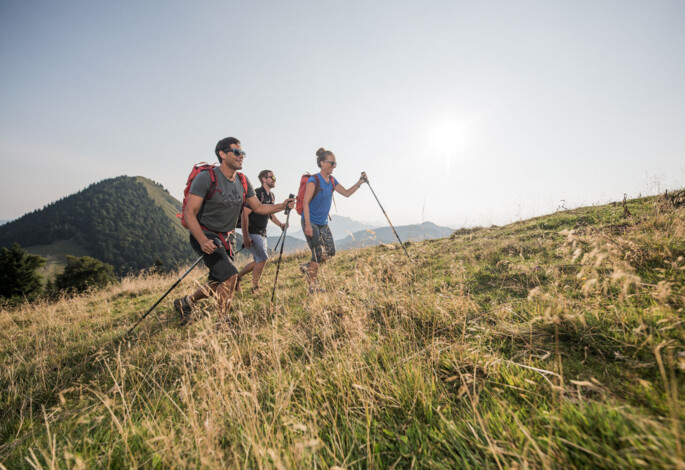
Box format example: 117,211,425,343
301,147,367,293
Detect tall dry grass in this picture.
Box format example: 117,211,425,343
1,191,684,468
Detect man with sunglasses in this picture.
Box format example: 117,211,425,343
175,137,294,325
301,147,367,293
237,169,287,293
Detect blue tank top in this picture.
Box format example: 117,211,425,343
302,174,337,225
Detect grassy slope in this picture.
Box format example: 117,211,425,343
1,193,683,469
135,177,186,241
25,239,91,281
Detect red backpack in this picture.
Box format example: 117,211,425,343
177,163,248,229
295,173,336,216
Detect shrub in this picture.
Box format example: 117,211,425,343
55,256,116,293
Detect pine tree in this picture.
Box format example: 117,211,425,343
0,243,46,300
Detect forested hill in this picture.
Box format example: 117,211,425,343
0,176,196,274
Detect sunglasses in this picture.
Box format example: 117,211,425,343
226,148,246,157
267,175,276,180
323,160,337,166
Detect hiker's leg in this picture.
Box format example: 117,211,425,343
215,274,238,318
319,224,336,261
188,282,218,302
307,260,319,283
252,261,267,288
249,234,269,289
302,220,323,285
309,224,327,286
238,261,255,279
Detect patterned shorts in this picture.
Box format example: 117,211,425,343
302,219,336,263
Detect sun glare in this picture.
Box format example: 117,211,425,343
424,116,473,171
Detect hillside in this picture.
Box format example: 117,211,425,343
0,176,196,274
336,221,455,250
1,191,683,468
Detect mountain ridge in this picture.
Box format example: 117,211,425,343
0,176,196,274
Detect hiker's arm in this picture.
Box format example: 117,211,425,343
270,214,286,230
184,194,218,254
303,181,316,237
242,206,252,247
335,172,367,197
246,195,294,215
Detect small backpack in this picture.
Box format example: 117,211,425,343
295,173,336,215
177,163,248,229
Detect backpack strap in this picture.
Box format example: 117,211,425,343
313,173,336,194
215,231,233,258
197,167,219,224
206,167,218,201
237,172,248,201
313,173,322,195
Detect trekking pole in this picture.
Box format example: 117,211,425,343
273,229,286,254
126,239,221,335
364,176,412,261
271,194,295,302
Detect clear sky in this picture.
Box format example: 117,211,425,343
1,0,683,229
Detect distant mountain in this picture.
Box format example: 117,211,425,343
329,215,378,238
0,219,9,226
336,222,454,250
266,235,308,253
262,221,454,254
267,214,379,240
0,176,197,275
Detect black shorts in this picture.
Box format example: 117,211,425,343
190,232,239,283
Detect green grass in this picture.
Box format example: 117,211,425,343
1,191,683,468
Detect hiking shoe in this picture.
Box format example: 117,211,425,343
308,285,326,294
173,296,194,325
300,262,309,275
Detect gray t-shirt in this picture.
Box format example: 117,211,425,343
189,168,255,233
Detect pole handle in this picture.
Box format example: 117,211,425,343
284,193,295,215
